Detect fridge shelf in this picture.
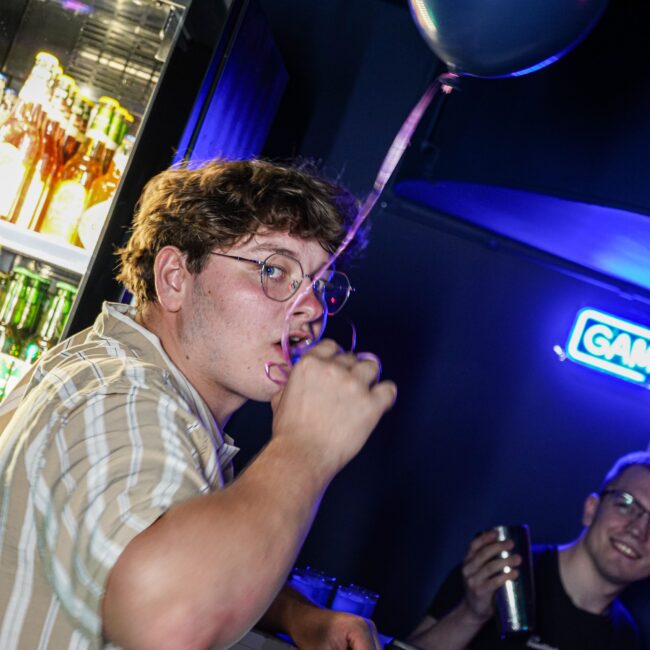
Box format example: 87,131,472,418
0,220,91,275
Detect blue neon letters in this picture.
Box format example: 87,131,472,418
566,309,650,385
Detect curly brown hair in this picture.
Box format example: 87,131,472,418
116,158,365,306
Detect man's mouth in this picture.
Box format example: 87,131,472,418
289,334,314,353
610,538,642,560
274,334,313,354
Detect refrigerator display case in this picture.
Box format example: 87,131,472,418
0,0,287,397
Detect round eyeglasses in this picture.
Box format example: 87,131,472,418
209,251,354,315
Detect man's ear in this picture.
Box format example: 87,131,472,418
154,246,191,312
582,492,601,527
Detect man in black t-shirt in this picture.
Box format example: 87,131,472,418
408,451,650,650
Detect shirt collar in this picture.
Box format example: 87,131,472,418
100,302,240,461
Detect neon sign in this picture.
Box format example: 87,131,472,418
566,308,650,386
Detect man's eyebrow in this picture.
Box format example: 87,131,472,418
248,243,298,257
247,242,331,275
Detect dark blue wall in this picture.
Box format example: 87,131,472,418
228,0,650,642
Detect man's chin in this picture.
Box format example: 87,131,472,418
241,378,284,405
598,558,648,588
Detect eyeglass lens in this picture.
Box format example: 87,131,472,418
320,274,351,315
607,489,650,520
261,253,302,301
261,253,350,315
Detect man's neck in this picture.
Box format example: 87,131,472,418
557,541,623,615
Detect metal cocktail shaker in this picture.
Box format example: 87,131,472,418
494,524,535,638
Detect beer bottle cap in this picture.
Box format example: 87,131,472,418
35,52,60,68
55,281,78,295
98,96,120,108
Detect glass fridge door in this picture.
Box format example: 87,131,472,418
0,0,236,397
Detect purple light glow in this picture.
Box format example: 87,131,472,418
60,0,94,14
394,180,650,296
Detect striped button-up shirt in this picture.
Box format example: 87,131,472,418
0,302,239,649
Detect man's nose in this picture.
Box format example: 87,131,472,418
291,283,325,321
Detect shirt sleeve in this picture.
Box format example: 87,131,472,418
27,385,214,639
427,563,465,620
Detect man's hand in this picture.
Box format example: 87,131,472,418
407,530,522,650
461,529,522,623
290,607,381,650
260,584,381,650
271,340,397,480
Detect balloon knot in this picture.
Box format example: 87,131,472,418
439,71,461,94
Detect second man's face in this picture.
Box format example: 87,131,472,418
584,466,650,587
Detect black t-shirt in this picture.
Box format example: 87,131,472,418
428,545,639,650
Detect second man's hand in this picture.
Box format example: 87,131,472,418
461,529,522,623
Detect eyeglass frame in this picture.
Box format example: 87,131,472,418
208,250,354,315
600,488,650,525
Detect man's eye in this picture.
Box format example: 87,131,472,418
615,499,634,512
264,265,286,281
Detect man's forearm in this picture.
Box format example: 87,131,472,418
102,435,334,650
257,583,316,636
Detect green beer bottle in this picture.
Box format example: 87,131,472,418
7,269,49,358
0,267,45,399
0,267,33,354
0,270,11,307
21,280,77,363
0,356,16,401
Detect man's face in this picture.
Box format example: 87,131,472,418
177,230,331,417
582,465,650,588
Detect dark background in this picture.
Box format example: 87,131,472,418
226,0,650,643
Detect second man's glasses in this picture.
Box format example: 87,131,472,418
601,488,650,526
210,251,354,315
